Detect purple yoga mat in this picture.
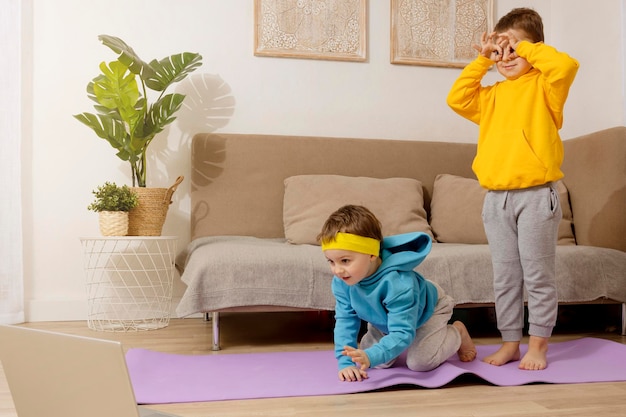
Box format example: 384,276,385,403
126,337,626,404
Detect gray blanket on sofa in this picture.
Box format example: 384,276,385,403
175,236,626,317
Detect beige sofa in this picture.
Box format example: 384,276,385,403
176,127,626,349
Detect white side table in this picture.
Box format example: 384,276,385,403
80,236,177,332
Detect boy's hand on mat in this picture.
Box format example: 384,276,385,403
338,366,369,382
342,346,371,373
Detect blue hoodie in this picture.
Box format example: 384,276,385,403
331,232,438,370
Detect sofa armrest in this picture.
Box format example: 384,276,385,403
561,126,626,252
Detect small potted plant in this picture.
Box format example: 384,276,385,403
88,182,139,236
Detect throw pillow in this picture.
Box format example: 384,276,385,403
283,175,433,245
554,180,576,245
429,174,488,244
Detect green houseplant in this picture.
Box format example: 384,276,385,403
74,35,203,187
88,182,139,236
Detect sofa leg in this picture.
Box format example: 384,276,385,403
211,311,221,351
622,303,625,336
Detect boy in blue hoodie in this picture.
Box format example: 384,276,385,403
318,205,476,382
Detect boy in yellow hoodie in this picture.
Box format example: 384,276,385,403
447,8,578,370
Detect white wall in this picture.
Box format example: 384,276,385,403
21,0,625,321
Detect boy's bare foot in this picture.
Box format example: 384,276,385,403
483,341,520,366
519,335,548,370
452,321,477,362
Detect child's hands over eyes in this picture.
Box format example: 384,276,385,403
497,31,521,61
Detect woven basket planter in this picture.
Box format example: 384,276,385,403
98,211,129,236
128,176,184,236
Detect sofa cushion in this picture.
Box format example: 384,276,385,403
429,174,488,244
554,181,576,245
283,175,433,245
429,174,576,245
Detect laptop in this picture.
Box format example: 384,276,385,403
0,324,181,417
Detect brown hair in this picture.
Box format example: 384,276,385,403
317,205,383,245
494,7,544,43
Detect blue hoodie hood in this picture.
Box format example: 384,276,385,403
359,232,432,287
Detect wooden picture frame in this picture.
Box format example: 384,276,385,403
254,0,367,62
391,0,494,68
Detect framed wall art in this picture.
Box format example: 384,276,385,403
254,0,367,62
391,0,494,68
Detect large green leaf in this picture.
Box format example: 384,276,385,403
138,93,186,139
87,77,129,118
74,112,122,143
144,53,203,91
92,61,140,118
98,34,155,80
73,112,133,161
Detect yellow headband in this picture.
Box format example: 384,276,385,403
321,232,380,256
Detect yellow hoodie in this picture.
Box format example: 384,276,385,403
447,41,579,190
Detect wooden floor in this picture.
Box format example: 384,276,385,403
1,307,625,417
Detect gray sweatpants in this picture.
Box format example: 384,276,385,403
360,281,461,372
482,184,561,342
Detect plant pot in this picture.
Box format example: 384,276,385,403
99,211,129,236
128,176,184,236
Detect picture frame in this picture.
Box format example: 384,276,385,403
254,0,368,62
390,0,494,68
